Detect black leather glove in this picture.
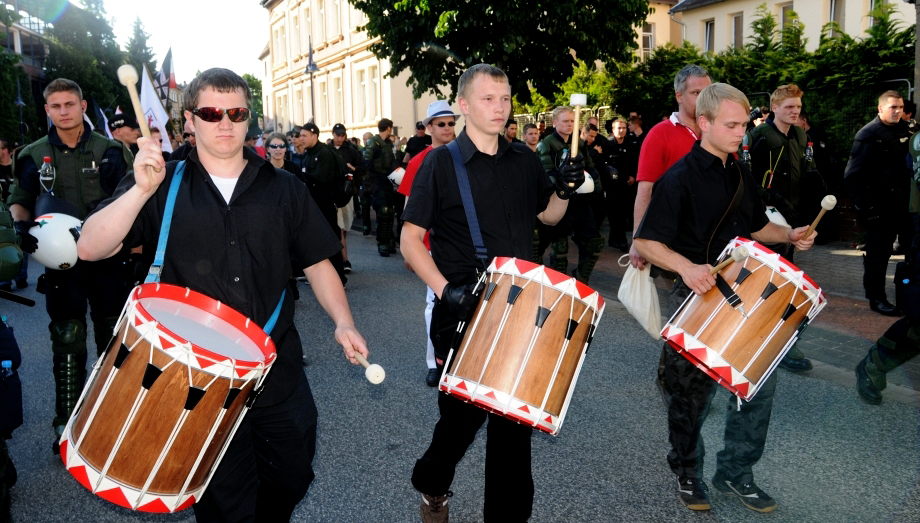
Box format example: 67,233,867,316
13,221,38,254
441,282,479,319
555,154,585,200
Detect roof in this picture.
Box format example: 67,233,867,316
670,0,727,13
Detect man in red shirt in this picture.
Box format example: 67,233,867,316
398,100,460,387
630,65,711,269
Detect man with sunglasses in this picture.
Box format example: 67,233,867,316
169,120,196,161
397,100,460,388
7,78,134,453
77,68,370,522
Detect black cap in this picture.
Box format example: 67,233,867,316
332,123,347,135
301,122,320,135
415,121,425,131
109,115,139,131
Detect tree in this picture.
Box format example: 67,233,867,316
351,0,651,102
126,18,157,75
243,74,263,134
41,0,128,124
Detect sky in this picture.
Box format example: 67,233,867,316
101,0,268,82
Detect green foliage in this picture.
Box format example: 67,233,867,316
42,0,128,114
0,53,38,145
126,18,157,75
243,74,263,119
351,0,651,103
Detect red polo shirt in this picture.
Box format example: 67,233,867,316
636,113,699,183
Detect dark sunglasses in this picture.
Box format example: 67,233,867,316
434,121,456,128
183,132,194,138
267,144,286,149
192,107,251,123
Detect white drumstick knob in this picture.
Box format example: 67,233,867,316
354,352,385,385
569,93,587,106
820,195,837,211
117,64,139,86
710,246,749,275
804,194,837,240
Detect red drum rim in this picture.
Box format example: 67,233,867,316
490,257,605,310
731,237,823,302
131,283,277,366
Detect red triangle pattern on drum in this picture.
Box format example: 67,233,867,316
514,258,537,275
574,281,595,300
713,365,734,383
544,415,553,424
495,257,513,271
668,332,686,349
158,336,174,350
687,347,709,365
660,326,670,339
484,391,497,400
518,404,530,414
455,381,468,391
734,381,750,398
97,486,132,509
68,465,91,490
542,266,570,286
134,314,145,327
176,496,196,512
138,497,171,513
59,439,68,464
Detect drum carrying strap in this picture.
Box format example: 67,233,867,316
144,160,286,334
446,140,489,269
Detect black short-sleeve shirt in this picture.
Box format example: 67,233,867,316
402,131,553,283
635,141,769,265
92,147,341,404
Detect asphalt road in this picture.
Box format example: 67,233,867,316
5,233,920,522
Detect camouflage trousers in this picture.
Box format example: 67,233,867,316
660,345,777,484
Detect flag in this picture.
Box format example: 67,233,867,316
140,65,174,153
154,48,177,107
91,99,112,139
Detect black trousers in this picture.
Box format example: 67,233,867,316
193,375,318,523
863,212,912,302
661,346,777,484
412,392,534,522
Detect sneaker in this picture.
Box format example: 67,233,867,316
420,491,451,523
343,260,352,273
676,476,710,511
425,368,439,387
712,474,777,513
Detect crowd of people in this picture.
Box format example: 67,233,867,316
0,60,917,522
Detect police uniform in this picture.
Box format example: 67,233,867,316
8,122,133,438
535,131,603,282
363,134,399,255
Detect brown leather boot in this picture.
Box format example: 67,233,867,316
420,492,451,523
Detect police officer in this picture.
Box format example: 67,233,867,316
8,78,133,451
363,118,399,257
0,200,24,521
536,107,602,282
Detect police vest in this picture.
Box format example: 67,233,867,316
17,133,129,219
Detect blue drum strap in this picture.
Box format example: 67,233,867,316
146,160,186,284
263,289,286,334
446,140,489,267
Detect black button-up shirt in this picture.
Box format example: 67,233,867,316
403,130,552,283
95,147,340,403
635,141,769,265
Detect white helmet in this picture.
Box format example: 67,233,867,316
388,167,405,187
30,213,82,270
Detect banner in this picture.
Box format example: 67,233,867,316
154,48,177,107
140,65,174,153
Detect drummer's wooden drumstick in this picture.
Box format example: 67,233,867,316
803,195,837,240
354,352,385,384
710,246,750,275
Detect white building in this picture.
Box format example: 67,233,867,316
670,0,914,53
260,0,441,142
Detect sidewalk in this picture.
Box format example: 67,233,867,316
589,240,920,403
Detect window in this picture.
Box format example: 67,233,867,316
272,25,286,67
316,0,326,42
641,23,655,61
355,69,366,121
731,13,744,48
703,19,715,52
290,13,300,58
779,3,794,29
368,65,379,120
332,77,343,125
319,79,328,127
328,0,342,37
829,0,845,34
295,87,304,127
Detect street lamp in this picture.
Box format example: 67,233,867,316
305,36,320,123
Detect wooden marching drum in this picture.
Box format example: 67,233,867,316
59,283,277,512
661,237,826,400
439,257,605,435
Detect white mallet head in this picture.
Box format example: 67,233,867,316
117,64,139,87
730,246,750,263
820,195,838,211
575,172,595,194
365,364,385,385
569,93,587,106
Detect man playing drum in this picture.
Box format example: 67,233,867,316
401,63,582,522
77,68,369,521
633,83,814,514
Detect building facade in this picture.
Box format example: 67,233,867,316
670,0,914,53
260,0,440,142
638,1,684,59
